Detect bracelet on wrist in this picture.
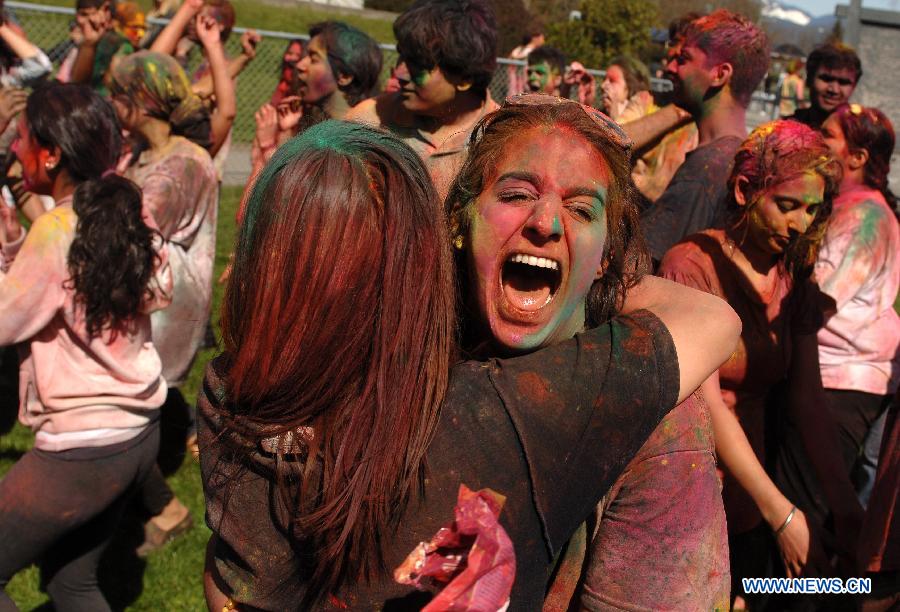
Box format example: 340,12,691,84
774,505,797,536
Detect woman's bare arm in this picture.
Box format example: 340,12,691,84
621,275,741,403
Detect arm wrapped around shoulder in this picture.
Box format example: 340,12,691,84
621,274,741,403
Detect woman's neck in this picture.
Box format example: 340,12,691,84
321,91,351,121
724,225,779,278
839,171,866,196
51,170,76,203
137,116,173,153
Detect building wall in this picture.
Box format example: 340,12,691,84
854,23,900,153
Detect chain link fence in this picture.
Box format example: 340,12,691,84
8,0,773,147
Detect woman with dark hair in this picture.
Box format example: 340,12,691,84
0,82,170,610
270,38,304,107
603,52,699,203
110,50,219,551
776,105,899,534
199,119,739,610
250,22,381,175
658,121,863,606
446,94,730,610
601,54,650,121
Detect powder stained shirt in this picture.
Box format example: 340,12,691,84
815,187,900,396
126,136,219,386
579,391,730,611
0,198,171,451
658,230,821,534
199,311,680,610
347,92,499,201
641,136,743,263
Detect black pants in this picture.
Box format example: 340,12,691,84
0,422,159,611
775,389,892,528
137,388,191,518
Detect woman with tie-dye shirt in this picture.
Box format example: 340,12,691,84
779,105,899,529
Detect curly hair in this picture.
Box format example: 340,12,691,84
446,99,648,338
26,82,158,337
726,120,841,279
68,177,157,337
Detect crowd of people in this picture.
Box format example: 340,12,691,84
0,0,896,610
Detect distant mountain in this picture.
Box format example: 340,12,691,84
761,0,812,25
760,0,838,54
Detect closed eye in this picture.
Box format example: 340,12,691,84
567,203,597,222
498,191,534,203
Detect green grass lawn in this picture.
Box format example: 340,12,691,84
19,0,397,43
0,185,242,611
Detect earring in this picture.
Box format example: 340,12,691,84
453,234,464,250
44,162,56,171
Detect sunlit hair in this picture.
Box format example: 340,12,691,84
831,104,897,212
308,21,383,107
806,42,862,89
668,11,703,43
727,120,841,279
607,54,650,97
26,82,157,338
394,0,498,98
220,120,455,605
682,9,770,108
446,100,649,337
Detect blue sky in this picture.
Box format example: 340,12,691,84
787,0,899,17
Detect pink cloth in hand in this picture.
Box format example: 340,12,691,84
394,484,515,611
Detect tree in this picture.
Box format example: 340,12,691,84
546,0,657,68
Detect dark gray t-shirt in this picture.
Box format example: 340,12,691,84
640,135,743,263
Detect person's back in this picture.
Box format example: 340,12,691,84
0,82,171,610
200,310,683,609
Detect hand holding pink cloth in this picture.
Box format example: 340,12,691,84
395,484,515,611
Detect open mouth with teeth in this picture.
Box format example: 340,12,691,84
501,253,562,312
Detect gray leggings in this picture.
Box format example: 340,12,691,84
0,422,159,612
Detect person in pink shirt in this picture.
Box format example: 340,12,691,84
0,82,171,611
775,106,899,552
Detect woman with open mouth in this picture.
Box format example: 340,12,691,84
446,93,731,610
658,120,861,608
198,118,739,610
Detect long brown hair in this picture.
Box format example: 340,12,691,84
220,120,456,603
446,99,648,338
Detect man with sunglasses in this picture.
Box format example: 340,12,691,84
788,42,862,129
